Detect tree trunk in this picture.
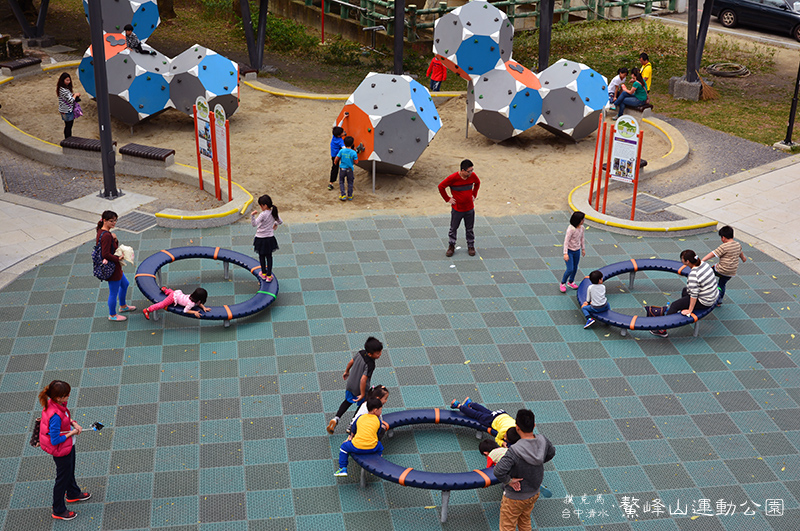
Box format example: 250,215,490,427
159,0,177,19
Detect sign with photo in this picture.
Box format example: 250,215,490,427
214,104,227,171
609,116,640,184
195,96,213,162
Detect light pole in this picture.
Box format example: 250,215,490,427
776,56,800,150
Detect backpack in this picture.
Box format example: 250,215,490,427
30,417,41,449
92,231,116,281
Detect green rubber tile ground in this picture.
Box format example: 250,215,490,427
0,212,797,530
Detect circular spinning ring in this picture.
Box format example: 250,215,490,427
135,246,278,324
576,258,717,332
350,408,498,490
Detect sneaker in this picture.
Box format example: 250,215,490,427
649,329,669,338
347,196,353,201
160,286,169,294
445,244,455,257
327,184,334,190
118,305,136,312
265,275,273,282
567,282,579,289
326,418,337,434
52,511,77,521
468,247,476,256
462,397,472,408
142,309,150,320
66,492,91,503
584,318,595,329
339,195,347,201
559,284,567,293
334,467,348,477
108,315,127,321
716,300,723,307
450,399,460,409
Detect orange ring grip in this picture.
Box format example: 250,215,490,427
160,250,175,262
398,468,413,486
473,469,491,488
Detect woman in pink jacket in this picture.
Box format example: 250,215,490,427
38,380,91,521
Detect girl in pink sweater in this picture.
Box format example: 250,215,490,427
143,287,209,319
560,211,586,292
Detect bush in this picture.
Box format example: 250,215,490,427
198,0,231,19
320,36,363,66
239,9,317,54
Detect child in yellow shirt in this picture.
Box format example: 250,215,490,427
334,398,388,477
451,398,516,447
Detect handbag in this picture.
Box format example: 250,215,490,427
29,417,41,449
92,231,116,281
73,102,83,118
644,305,668,317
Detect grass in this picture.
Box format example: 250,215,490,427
17,3,795,145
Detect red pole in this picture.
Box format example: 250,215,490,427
210,111,221,200
321,0,325,44
595,121,607,211
226,120,232,202
630,130,644,221
589,113,602,206
602,125,615,214
193,104,204,191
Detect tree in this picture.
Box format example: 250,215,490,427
160,0,177,19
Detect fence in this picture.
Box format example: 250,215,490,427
308,0,677,42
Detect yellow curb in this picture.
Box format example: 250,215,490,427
43,61,81,72
2,116,60,147
242,79,464,101
642,118,673,158
567,181,718,232
0,76,13,86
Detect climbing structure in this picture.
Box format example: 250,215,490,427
78,0,239,126
433,0,607,143
335,73,442,175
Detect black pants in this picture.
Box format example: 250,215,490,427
64,119,73,139
259,252,273,276
449,208,475,246
52,446,81,514
667,287,712,315
330,156,339,183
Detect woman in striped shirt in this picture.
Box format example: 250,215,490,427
56,73,80,140
652,249,718,338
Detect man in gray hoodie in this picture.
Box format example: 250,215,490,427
493,409,555,531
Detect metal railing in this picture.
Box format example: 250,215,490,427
308,0,676,42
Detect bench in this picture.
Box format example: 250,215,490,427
0,56,42,77
60,137,117,159
624,102,654,118
350,408,499,523
120,143,175,167
577,258,718,337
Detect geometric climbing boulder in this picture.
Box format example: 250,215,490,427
467,59,543,142
168,46,240,118
433,0,514,82
335,72,442,175
83,0,160,41
78,0,239,126
538,58,608,141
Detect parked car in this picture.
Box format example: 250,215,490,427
711,0,800,42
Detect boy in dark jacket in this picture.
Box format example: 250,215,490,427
493,409,555,531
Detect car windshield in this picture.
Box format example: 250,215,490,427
762,0,787,7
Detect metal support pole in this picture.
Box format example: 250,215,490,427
87,0,119,198
35,0,51,38
6,0,35,38
780,57,800,147
372,160,376,194
393,0,405,74
537,0,555,72
440,490,451,522
686,0,698,83
695,0,713,71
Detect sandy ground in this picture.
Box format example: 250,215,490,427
1,72,669,224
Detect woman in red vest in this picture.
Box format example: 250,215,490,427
38,380,91,521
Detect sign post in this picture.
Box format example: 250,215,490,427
213,104,232,202
609,115,643,221
194,97,213,192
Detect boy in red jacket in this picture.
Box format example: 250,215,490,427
438,159,480,257
427,56,447,92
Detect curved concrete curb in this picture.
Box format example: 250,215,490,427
640,117,690,178
568,181,719,237
0,62,252,229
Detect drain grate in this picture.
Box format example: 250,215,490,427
116,211,157,233
621,194,672,214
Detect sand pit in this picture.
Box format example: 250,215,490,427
0,71,669,224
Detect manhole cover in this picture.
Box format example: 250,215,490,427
116,211,157,233
621,194,671,214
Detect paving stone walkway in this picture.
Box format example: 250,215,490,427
0,212,798,530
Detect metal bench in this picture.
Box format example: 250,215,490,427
0,56,42,77
60,137,103,152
